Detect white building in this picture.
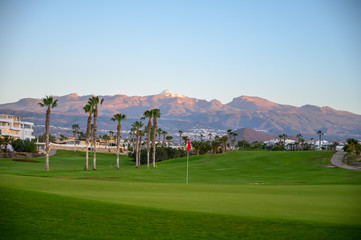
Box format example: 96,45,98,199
0,114,35,140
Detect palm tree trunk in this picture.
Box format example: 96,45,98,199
85,115,91,171
228,134,232,151
45,108,50,171
152,120,157,168
93,108,98,170
117,124,120,169
138,135,142,165
74,129,77,152
136,130,139,168
147,120,151,169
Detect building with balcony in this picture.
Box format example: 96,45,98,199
0,114,35,140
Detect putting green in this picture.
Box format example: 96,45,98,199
1,173,360,225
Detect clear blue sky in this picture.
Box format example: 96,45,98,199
1,0,360,114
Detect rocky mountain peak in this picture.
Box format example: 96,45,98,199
160,89,185,98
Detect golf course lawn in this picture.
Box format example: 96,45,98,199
1,150,361,239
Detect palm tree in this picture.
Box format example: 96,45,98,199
84,104,94,170
282,134,288,146
200,134,204,141
227,129,232,150
296,134,303,151
310,138,315,150
182,136,188,147
191,141,201,155
151,109,161,168
132,121,144,168
232,132,238,148
166,135,173,147
162,130,167,146
220,136,228,152
130,127,136,152
60,134,66,141
90,124,94,152
88,96,104,170
138,130,145,164
317,130,323,149
0,137,3,153
208,133,212,141
211,139,221,154
178,130,183,146
0,135,13,152
72,124,80,152
111,113,126,169
142,110,153,169
157,128,162,146
102,134,110,151
278,134,283,144
200,141,211,154
300,138,305,151
109,130,114,139
38,95,58,171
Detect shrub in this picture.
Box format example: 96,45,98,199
129,147,187,164
11,139,37,153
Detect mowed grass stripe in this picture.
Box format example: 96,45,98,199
1,186,361,240
1,174,360,225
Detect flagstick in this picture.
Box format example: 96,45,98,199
186,151,189,185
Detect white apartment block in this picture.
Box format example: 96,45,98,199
0,114,35,140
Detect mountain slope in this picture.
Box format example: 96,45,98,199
234,128,276,143
0,90,360,140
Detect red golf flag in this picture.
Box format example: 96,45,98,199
187,139,191,152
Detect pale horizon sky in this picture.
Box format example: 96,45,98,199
1,0,360,114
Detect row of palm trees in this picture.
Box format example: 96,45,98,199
39,95,105,171
39,95,165,171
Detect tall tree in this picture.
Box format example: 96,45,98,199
72,124,80,152
211,139,221,154
89,96,104,170
220,136,228,152
111,113,126,169
296,134,303,151
208,133,212,141
317,130,323,149
109,130,114,139
83,103,94,170
142,110,153,169
157,128,163,146
178,130,183,146
191,141,201,155
182,136,188,147
138,130,145,163
0,135,13,153
151,109,161,168
132,121,143,168
102,134,110,151
166,135,173,147
38,95,58,171
227,129,233,151
232,132,238,148
282,134,288,146
162,130,167,146
310,138,315,150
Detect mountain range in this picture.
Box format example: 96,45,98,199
1,90,360,140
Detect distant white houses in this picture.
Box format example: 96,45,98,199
0,114,35,140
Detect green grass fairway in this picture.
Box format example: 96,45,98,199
1,150,361,239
